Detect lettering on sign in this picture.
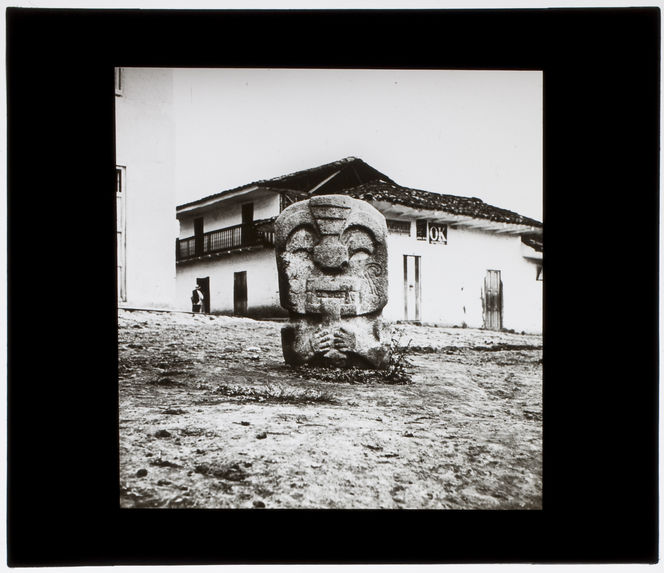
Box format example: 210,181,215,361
428,223,447,244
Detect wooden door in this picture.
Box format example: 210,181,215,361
196,276,210,314
234,271,247,316
403,255,421,321
483,270,503,330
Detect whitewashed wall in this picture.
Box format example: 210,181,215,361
175,203,542,332
116,68,177,309
176,249,283,316
178,193,280,237
383,226,542,333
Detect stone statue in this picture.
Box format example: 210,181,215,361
274,195,391,369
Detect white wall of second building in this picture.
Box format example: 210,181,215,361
176,249,283,316
178,193,280,237
383,226,542,333
175,217,542,331
115,68,177,309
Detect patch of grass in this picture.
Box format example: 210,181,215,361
214,383,338,405
407,345,440,354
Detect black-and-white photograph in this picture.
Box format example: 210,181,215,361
7,3,660,565
116,67,543,509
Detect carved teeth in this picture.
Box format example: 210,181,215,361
311,290,357,304
316,290,346,299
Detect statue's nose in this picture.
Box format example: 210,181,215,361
313,239,349,272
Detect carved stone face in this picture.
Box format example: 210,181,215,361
274,195,388,318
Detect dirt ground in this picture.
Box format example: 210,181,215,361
118,309,542,509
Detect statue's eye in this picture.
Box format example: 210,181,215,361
342,227,374,259
286,227,315,254
349,250,370,263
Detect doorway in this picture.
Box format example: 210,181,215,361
196,277,210,314
194,217,204,256
241,203,255,245
403,255,421,321
234,271,247,316
483,269,503,330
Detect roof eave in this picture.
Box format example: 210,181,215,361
369,200,542,235
176,185,274,217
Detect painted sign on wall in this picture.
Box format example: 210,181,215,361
428,223,447,244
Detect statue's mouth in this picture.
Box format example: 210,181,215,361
305,277,360,315
315,289,352,302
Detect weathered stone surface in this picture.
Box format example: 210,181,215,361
274,195,391,369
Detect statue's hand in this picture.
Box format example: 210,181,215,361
311,328,332,355
333,327,356,354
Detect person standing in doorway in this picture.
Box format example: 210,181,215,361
191,283,205,313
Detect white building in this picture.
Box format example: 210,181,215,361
115,68,178,309
175,157,543,333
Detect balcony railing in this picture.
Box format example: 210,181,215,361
176,223,274,262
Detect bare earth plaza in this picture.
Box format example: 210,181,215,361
119,310,542,509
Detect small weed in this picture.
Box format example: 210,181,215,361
384,330,413,384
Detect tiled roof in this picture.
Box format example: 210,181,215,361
177,156,391,210
313,181,543,229
178,156,542,230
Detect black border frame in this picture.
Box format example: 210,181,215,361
7,7,659,565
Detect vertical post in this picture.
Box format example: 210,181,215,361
414,255,421,321
403,255,408,320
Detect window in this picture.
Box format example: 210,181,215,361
115,67,123,96
116,166,126,302
386,219,411,236
280,193,297,212
241,203,254,225
416,219,428,241
536,264,543,281
415,219,447,244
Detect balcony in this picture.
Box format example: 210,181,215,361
176,223,274,262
